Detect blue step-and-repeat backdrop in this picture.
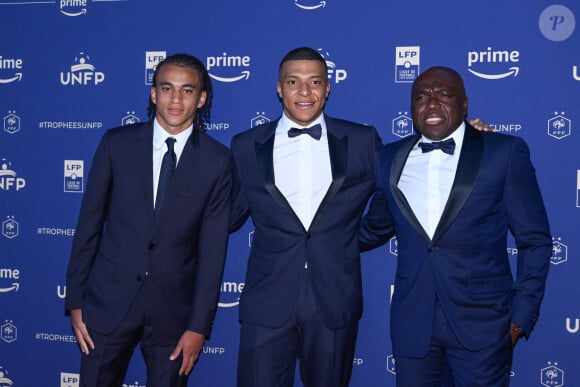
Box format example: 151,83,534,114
0,1,578,386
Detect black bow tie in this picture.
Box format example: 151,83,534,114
418,138,456,155
287,124,322,140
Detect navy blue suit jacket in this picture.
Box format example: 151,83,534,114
65,121,232,344
360,123,552,356
230,115,382,329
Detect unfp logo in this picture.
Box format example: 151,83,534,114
294,0,327,10
145,51,166,85
548,112,571,139
64,160,84,193
317,49,347,84
206,52,251,83
0,158,26,191
251,112,271,128
541,362,564,387
392,112,414,138
60,52,105,86
3,111,20,134
60,0,87,17
0,366,14,386
2,216,19,239
467,47,520,80
395,46,420,83
0,55,23,84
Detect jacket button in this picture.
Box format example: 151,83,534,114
148,243,155,250
429,246,438,252
136,275,142,282
306,233,312,239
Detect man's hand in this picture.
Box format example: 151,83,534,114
170,330,205,376
469,118,494,132
71,308,95,355
510,322,523,346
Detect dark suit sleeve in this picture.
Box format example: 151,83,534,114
65,131,112,311
505,137,551,336
359,145,396,252
228,137,251,232
188,152,233,337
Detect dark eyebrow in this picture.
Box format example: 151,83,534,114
158,81,195,88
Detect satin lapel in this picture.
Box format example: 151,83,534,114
390,135,431,241
432,124,483,243
254,125,289,210
137,122,155,223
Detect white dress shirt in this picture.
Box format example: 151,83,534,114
152,118,193,206
397,122,465,239
273,113,332,230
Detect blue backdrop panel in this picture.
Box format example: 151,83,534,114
0,1,578,386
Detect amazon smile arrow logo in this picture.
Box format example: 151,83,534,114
467,66,519,80
294,0,326,10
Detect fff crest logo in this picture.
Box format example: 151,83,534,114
386,354,396,375
2,216,19,239
1,320,17,343
541,362,564,387
3,111,20,134
551,237,568,265
122,111,141,126
392,112,414,138
548,112,571,139
60,52,105,86
251,112,271,128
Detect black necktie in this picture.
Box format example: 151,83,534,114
418,138,456,155
155,137,176,214
287,124,322,140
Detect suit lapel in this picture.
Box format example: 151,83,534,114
431,124,483,243
390,134,431,240
254,121,292,211
137,122,155,223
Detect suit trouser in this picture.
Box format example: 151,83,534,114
79,280,189,387
394,299,513,387
237,269,359,387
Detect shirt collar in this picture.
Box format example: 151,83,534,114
153,118,193,150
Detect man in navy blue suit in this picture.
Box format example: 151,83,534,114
229,47,383,387
65,53,232,386
360,66,552,386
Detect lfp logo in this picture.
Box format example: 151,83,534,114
64,160,84,193
395,46,420,83
539,5,575,42
0,55,23,84
61,372,80,387
60,52,105,86
294,0,327,10
145,51,166,85
206,52,251,83
467,47,520,80
60,0,87,17
0,158,26,191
